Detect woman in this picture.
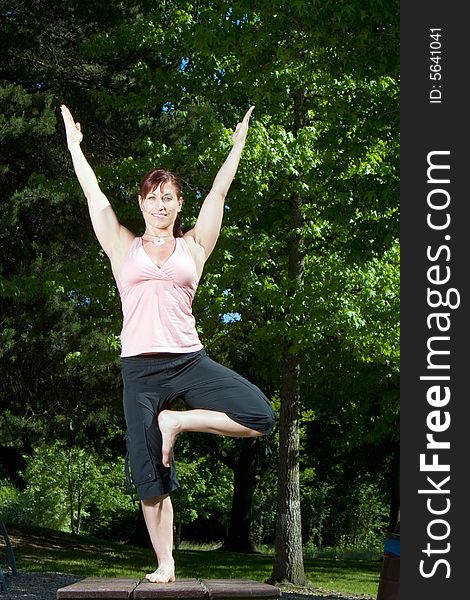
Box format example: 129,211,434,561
60,104,275,583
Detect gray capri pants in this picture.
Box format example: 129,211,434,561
121,348,276,500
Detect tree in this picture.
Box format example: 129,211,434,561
171,453,233,549
0,0,129,461
12,442,132,535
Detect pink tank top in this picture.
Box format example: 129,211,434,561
115,237,204,357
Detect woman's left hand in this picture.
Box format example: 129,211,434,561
232,106,255,147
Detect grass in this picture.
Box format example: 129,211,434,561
4,526,382,598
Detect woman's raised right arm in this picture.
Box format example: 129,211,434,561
60,105,134,261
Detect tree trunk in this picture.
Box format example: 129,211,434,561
270,88,307,586
221,438,259,553
270,345,306,585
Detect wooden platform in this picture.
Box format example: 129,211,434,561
57,577,282,600
57,578,141,599
200,580,281,598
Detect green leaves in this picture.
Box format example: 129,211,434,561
5,442,133,534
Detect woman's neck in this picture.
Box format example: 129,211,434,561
142,231,175,246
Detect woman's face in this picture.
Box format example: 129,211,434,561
139,182,182,230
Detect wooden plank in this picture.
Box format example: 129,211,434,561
57,578,282,600
57,577,140,599
200,579,281,599
133,578,205,599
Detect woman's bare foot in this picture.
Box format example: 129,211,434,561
145,562,175,583
157,410,181,467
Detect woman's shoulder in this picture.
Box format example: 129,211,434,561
181,231,205,278
182,230,202,253
111,235,139,281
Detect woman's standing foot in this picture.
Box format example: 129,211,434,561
145,559,175,583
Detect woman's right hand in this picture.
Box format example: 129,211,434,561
59,104,135,268
60,104,83,148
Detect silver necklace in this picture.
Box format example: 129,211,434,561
143,234,173,247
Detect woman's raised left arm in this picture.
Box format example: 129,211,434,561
188,106,254,261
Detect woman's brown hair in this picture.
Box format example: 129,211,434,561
139,169,184,237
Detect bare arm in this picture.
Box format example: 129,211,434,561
60,105,134,263
187,106,254,261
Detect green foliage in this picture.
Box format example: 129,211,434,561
251,464,277,547
81,459,137,541
2,444,133,536
343,483,389,552
172,456,233,527
0,479,22,523
0,83,56,188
